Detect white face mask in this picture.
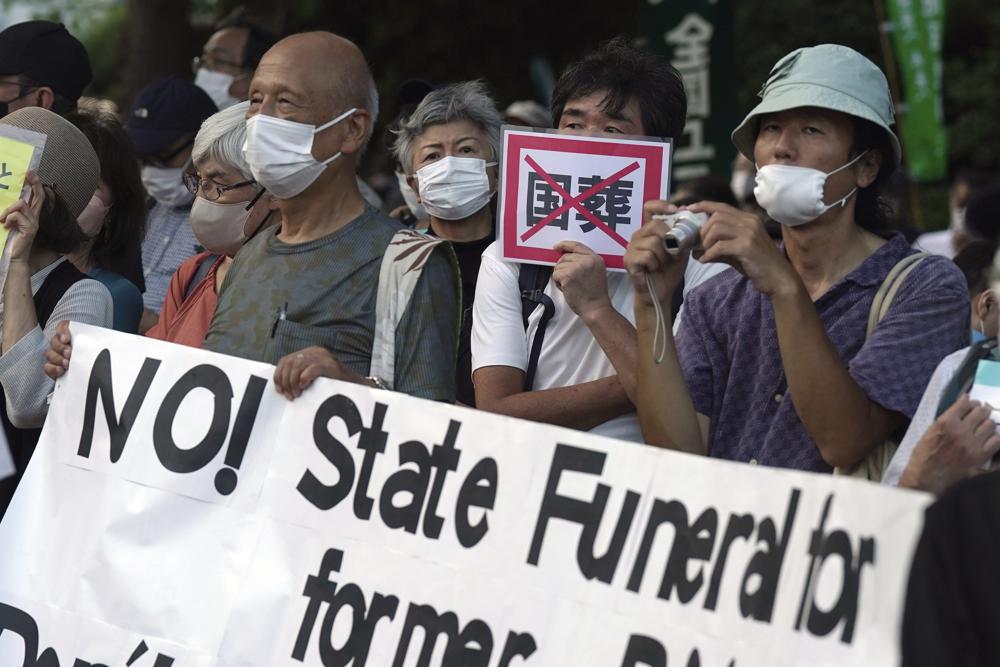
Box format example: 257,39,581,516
142,165,194,208
416,156,496,221
729,169,755,202
189,195,259,257
396,171,426,219
242,108,356,199
194,68,242,110
77,192,109,238
949,206,966,233
753,151,868,227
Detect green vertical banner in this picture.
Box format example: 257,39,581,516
640,0,738,185
887,0,946,180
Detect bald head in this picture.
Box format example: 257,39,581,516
255,32,378,142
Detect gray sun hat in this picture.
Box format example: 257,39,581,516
0,106,99,219
731,44,901,167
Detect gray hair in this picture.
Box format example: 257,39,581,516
393,80,502,174
192,100,252,180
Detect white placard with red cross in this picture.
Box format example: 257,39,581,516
498,127,672,270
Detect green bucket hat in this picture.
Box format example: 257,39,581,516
731,44,901,167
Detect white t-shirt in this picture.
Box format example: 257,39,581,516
883,347,968,486
471,241,728,441
913,229,956,259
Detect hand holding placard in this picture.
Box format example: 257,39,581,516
0,171,44,261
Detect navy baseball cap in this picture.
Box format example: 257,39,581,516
126,76,218,157
0,21,93,103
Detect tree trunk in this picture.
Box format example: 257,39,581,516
120,0,197,113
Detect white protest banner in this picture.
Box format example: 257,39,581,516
0,323,931,666
498,127,671,270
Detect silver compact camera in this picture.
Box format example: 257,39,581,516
653,210,709,255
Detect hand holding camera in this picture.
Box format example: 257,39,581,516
653,210,710,255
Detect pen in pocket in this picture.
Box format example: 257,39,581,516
270,302,288,338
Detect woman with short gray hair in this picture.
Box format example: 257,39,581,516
392,80,502,406
45,102,279,382
142,100,276,347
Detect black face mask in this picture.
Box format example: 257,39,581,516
0,87,38,119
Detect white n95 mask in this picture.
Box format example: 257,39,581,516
730,168,755,202
753,151,867,227
416,156,496,221
194,68,241,110
949,206,966,233
242,107,356,199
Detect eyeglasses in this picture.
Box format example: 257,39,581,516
192,54,246,75
183,173,257,201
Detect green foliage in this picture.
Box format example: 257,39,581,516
732,0,883,116
194,0,638,110
943,0,1000,174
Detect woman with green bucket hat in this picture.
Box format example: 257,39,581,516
624,44,969,476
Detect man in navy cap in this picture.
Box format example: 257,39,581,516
126,76,217,332
0,20,92,117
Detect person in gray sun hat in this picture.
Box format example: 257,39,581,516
0,106,113,515
624,44,969,477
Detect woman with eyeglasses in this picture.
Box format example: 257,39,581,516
144,101,276,347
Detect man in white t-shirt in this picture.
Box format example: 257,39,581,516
471,37,727,441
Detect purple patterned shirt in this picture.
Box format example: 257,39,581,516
676,234,969,472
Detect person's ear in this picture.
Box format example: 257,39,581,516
29,86,56,111
229,71,252,101
487,162,499,193
856,149,882,189
976,289,996,320
406,174,421,203
338,109,370,156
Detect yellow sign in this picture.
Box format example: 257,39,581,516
0,135,37,212
0,135,38,251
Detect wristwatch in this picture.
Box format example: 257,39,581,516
366,376,389,390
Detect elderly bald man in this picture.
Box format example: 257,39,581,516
48,32,458,403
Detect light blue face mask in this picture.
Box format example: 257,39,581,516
973,329,990,345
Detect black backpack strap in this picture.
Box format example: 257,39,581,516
33,260,89,328
518,263,555,392
670,276,686,321
183,253,219,302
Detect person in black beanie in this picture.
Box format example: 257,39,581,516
0,20,93,117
